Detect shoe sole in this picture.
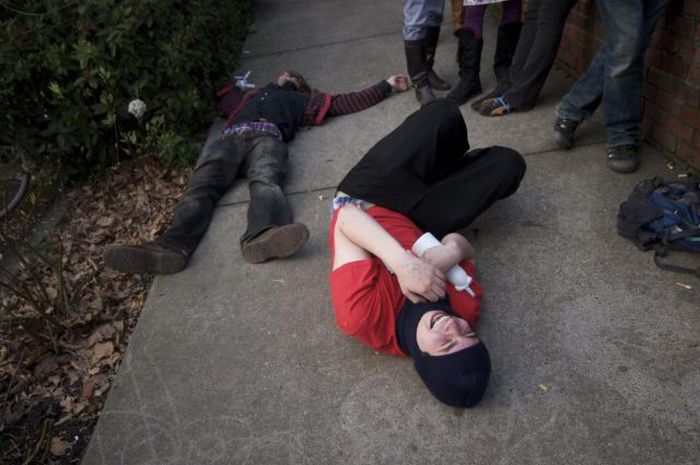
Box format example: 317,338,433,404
104,246,187,274
607,160,640,174
240,224,310,264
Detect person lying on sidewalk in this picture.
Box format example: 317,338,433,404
329,99,526,407
104,71,409,274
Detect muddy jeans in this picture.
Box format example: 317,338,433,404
156,133,292,255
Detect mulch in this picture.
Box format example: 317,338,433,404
0,157,188,464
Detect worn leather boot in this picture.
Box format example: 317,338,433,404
446,28,483,105
424,26,451,91
404,40,436,105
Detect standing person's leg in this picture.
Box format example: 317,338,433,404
447,4,486,104
425,9,452,91
471,0,540,109
492,0,523,89
598,0,669,172
239,135,309,263
104,135,246,274
554,0,667,152
554,49,606,149
476,0,578,115
408,146,526,236
450,0,464,35
404,0,445,105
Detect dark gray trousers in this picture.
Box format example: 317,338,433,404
156,133,292,254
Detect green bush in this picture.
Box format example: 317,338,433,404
0,0,253,182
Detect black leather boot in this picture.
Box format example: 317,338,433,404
424,26,451,91
404,40,436,106
446,28,483,105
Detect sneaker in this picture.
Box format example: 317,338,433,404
240,223,309,264
104,241,188,274
553,117,578,149
607,145,640,173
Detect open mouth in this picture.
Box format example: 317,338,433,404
430,312,449,329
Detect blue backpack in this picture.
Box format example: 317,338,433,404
617,176,700,278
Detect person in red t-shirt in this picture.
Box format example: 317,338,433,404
329,99,525,408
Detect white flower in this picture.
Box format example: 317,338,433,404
128,99,147,118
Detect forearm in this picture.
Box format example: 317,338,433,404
336,205,410,270
420,233,475,273
326,80,392,117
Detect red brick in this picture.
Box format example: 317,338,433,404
661,54,689,79
659,34,679,53
676,141,700,168
644,82,657,102
681,104,700,129
648,68,676,92
678,41,697,62
657,91,682,116
644,100,669,125
669,116,695,142
684,0,700,16
669,17,694,39
689,64,700,86
651,126,678,151
645,48,662,68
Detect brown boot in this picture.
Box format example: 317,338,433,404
104,240,189,274
240,223,309,264
404,40,436,105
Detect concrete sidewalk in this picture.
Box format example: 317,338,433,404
83,2,700,464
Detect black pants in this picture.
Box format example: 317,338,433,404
502,0,578,110
156,133,292,255
338,99,526,237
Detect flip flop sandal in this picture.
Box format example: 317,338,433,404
478,96,512,117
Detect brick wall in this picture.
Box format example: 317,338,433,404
555,0,700,169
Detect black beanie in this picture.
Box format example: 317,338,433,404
396,300,491,408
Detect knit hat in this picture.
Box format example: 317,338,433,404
396,300,491,408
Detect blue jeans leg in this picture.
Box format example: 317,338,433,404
559,0,668,147
403,0,445,41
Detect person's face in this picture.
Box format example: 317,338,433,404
416,310,479,356
276,72,301,90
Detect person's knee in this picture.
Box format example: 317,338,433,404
492,146,526,176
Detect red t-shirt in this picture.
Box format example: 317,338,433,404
328,205,483,357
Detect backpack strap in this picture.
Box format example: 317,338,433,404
653,245,700,278
663,226,700,243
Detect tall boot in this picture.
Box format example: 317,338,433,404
446,28,483,105
404,40,436,106
424,26,451,91
471,22,522,109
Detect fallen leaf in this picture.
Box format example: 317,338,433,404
80,377,95,401
51,438,71,456
96,216,114,227
91,341,114,364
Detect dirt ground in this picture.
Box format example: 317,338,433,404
0,157,188,464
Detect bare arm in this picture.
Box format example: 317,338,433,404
421,233,475,273
333,205,446,303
